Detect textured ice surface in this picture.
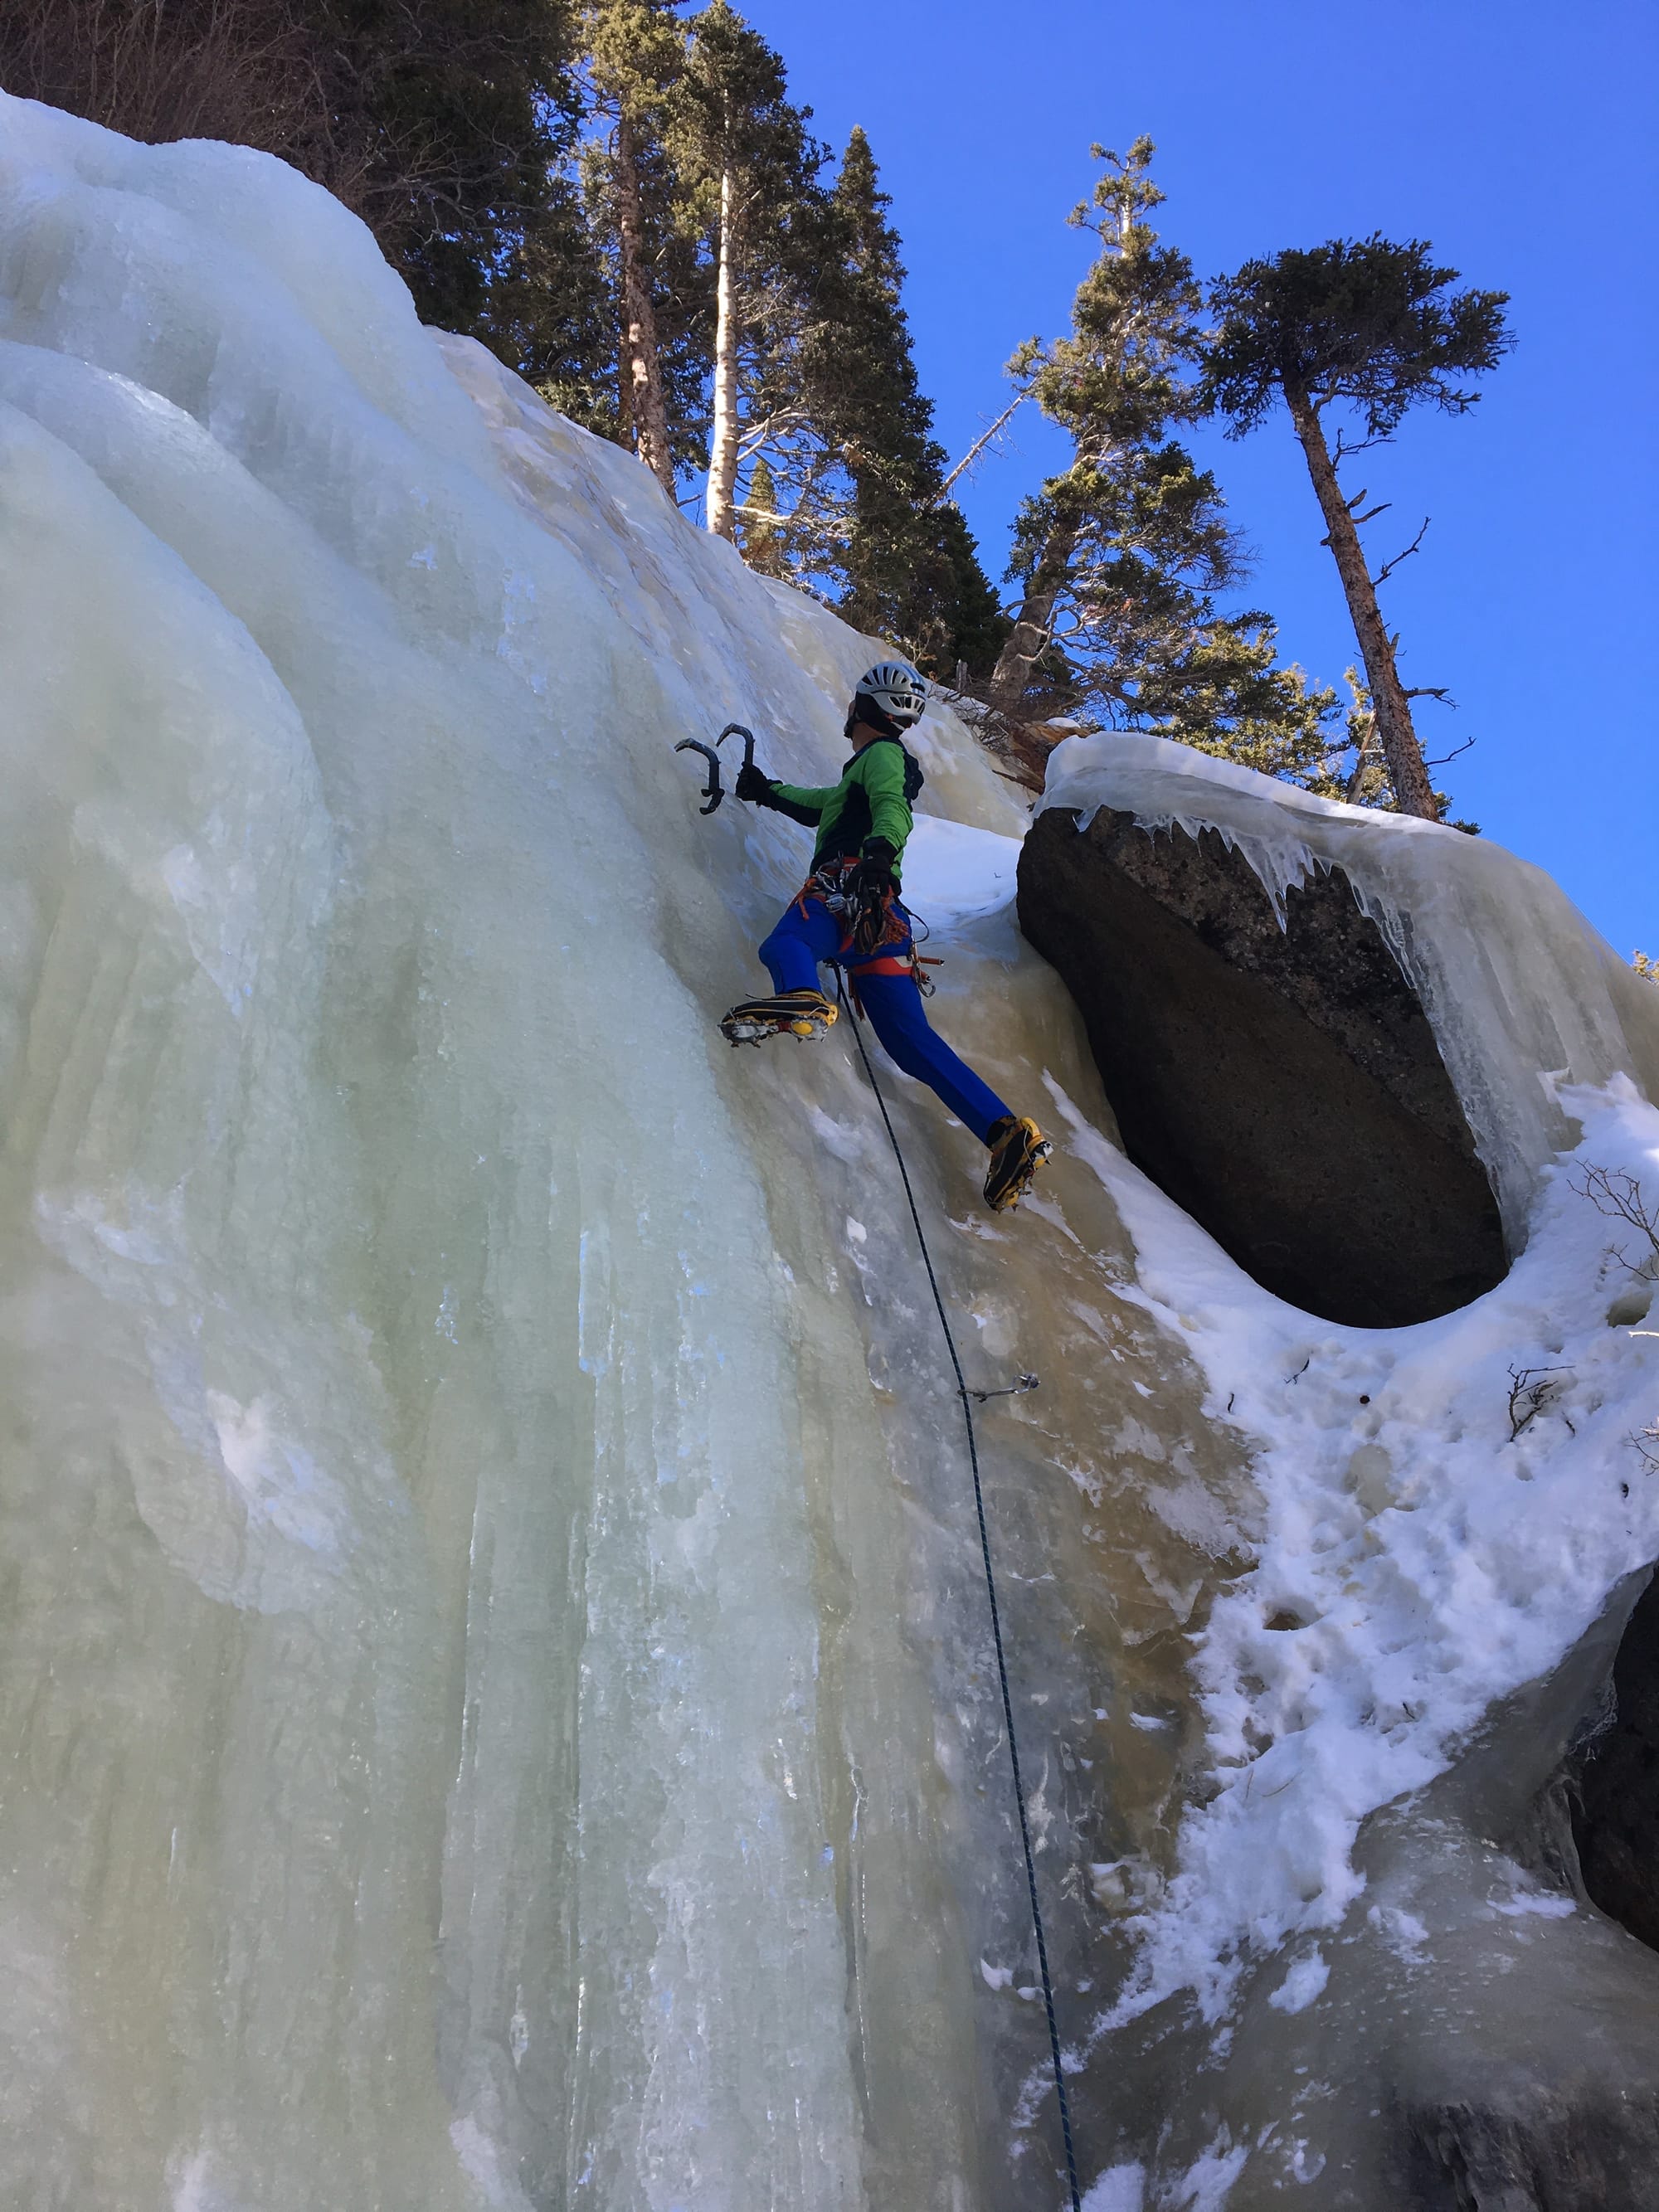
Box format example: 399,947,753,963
2,93,1659,2210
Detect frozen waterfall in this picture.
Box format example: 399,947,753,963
2,93,1658,2210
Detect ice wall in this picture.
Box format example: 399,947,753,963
2,90,1659,2211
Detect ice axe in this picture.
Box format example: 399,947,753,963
715,722,757,778
672,722,757,815
673,739,725,814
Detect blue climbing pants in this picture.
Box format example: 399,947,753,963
758,894,1011,1147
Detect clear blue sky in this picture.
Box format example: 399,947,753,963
739,0,1656,961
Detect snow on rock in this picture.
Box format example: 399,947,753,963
3,92,1659,2212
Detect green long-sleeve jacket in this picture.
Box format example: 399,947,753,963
765,736,924,879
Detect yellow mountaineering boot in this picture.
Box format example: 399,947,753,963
983,1116,1053,1212
719,988,839,1047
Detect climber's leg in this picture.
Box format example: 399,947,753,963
721,898,844,1045
854,970,1012,1146
758,897,842,994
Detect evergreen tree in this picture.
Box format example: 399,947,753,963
1202,236,1511,818
988,139,1338,769
674,2,825,537
713,121,1005,674
739,454,787,574
813,129,1006,673
987,138,1205,715
578,0,702,491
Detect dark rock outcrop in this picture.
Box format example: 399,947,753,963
1573,1568,1659,1951
1399,2092,1659,2210
1018,805,1507,1327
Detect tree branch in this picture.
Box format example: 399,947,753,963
933,389,1030,505
736,406,809,462
1423,733,1476,767
1331,427,1391,465
732,503,851,545
1375,516,1431,584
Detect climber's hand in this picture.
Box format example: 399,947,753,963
734,761,776,805
849,840,898,902
850,841,898,955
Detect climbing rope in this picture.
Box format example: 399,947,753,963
833,971,1083,2212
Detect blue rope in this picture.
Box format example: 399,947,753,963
834,972,1083,2212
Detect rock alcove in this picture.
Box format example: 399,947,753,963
1018,805,1509,1328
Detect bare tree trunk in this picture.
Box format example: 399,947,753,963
987,517,1078,717
614,112,674,497
1285,380,1438,819
705,162,740,539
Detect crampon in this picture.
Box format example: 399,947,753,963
983,1116,1053,1212
719,989,839,1047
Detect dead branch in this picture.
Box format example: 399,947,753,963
1508,1364,1571,1441
1423,734,1477,768
731,504,852,545
736,407,810,463
934,390,1031,506
1573,1165,1659,1281
1376,517,1432,585
1332,428,1391,465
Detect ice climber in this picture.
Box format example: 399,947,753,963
720,660,1053,1213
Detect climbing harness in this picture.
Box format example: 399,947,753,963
832,972,1084,2212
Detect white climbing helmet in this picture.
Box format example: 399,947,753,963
854,659,928,729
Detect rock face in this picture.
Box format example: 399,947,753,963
1574,1568,1659,1950
1018,805,1508,1327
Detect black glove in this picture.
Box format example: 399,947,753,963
850,839,898,955
851,839,898,899
734,761,777,805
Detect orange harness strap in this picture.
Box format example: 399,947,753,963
844,950,942,1017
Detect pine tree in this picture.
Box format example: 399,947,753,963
1203,236,1511,819
674,2,825,538
722,123,1005,673
987,138,1206,715
813,129,1005,673
987,139,1336,769
740,454,787,575
579,0,698,492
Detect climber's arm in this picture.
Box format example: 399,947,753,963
763,779,835,827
